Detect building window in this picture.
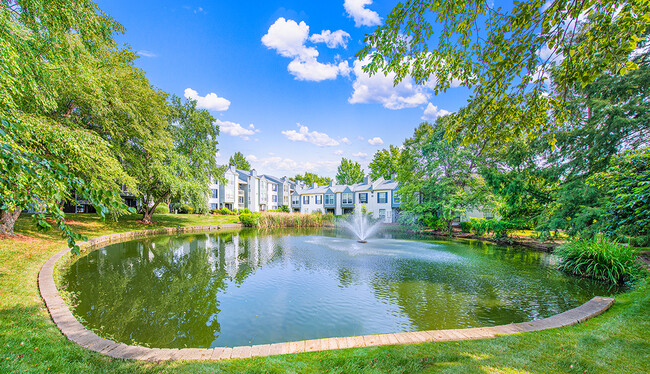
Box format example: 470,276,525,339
303,195,310,204
272,195,277,202
272,184,277,191
239,196,245,204
211,189,218,198
359,193,368,203
379,209,386,219
325,194,334,205
342,193,353,204
210,203,218,209
393,192,400,204
292,196,300,205
377,192,388,203
316,195,322,204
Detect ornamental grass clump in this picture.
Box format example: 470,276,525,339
555,238,645,286
258,212,334,228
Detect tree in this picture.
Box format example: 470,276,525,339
135,96,221,223
336,158,365,185
229,151,251,171
589,146,650,243
0,0,133,249
358,0,650,143
292,173,331,186
396,119,497,233
369,145,401,180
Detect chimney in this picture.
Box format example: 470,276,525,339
312,182,317,188
391,173,397,180
364,175,370,184
250,169,257,177
329,180,333,187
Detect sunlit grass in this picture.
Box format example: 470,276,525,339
1,213,648,373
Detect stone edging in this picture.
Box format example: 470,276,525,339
39,225,615,361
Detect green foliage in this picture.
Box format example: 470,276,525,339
292,172,331,186
555,238,645,285
270,205,290,213
228,151,251,171
153,203,169,214
217,207,235,215
174,204,194,214
589,146,650,242
239,208,251,214
336,158,365,185
470,218,521,239
358,0,650,143
369,145,401,180
239,213,259,227
460,221,472,233
258,212,334,228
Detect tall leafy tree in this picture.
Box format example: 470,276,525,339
136,96,221,223
359,0,649,143
336,158,365,185
0,0,133,248
369,145,401,180
229,151,251,171
292,173,331,186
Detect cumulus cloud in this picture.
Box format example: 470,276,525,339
352,152,368,158
367,137,384,146
184,88,231,111
421,103,451,121
215,119,259,140
309,30,351,49
349,59,429,109
281,123,340,146
344,0,381,27
262,17,350,82
340,137,351,144
334,150,344,155
248,154,340,174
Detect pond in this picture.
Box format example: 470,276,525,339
61,228,614,348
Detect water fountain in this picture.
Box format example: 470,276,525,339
340,205,382,243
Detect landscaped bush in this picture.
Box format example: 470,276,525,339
460,221,472,233
239,208,252,214
555,238,645,285
210,209,219,215
214,207,236,215
239,213,260,227
153,203,169,214
269,205,290,213
470,218,520,238
175,203,194,214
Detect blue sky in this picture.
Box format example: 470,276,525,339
96,0,471,178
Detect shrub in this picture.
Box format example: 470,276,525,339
555,238,645,285
210,209,219,215
239,208,251,214
218,207,235,215
153,203,169,214
239,213,260,227
175,204,194,214
460,221,472,233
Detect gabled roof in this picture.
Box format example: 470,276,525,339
263,174,282,184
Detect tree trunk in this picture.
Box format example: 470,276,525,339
0,210,22,235
141,201,161,223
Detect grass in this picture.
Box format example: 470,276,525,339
1,213,649,373
257,212,335,228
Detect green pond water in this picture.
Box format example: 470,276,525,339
61,228,614,348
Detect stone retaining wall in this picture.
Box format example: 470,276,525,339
38,225,615,361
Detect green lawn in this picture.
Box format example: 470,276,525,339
1,213,648,373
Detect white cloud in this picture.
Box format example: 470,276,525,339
421,103,451,121
184,88,230,111
215,119,259,139
281,123,340,146
352,152,368,158
262,17,350,82
357,136,365,141
248,155,340,173
137,50,157,58
334,150,344,155
340,137,351,144
349,59,429,109
367,137,384,145
309,30,351,49
344,0,381,27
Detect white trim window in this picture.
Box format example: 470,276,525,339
359,193,368,203
303,195,310,204
377,192,388,204
325,194,334,205
315,195,322,204
342,193,353,204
